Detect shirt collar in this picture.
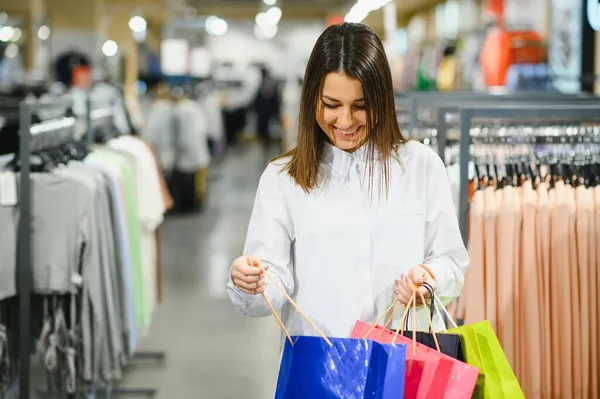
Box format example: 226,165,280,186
322,142,370,177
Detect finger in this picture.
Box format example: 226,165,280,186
234,278,266,295
417,286,430,299
235,263,264,276
233,277,260,291
246,255,260,265
395,277,413,305
246,255,268,269
232,270,262,283
398,276,414,296
408,267,427,284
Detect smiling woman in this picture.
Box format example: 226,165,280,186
278,22,407,194
226,22,469,343
318,73,367,151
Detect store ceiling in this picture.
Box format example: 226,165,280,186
186,0,352,19
186,0,441,20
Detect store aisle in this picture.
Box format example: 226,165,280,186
121,144,282,398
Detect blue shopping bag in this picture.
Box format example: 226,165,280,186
274,336,407,399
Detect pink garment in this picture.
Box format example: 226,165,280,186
496,186,518,369
594,186,600,398
484,186,499,329
463,190,486,325
566,185,580,398
550,182,571,397
575,185,591,399
512,187,522,379
519,181,542,397
536,181,552,397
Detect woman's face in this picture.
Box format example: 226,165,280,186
316,72,368,152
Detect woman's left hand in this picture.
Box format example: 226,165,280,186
394,265,437,305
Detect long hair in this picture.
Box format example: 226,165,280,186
274,23,407,194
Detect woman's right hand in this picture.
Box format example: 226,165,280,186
231,255,266,295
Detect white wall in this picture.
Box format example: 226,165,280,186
205,20,324,79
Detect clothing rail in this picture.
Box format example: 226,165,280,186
395,91,594,131
17,97,75,399
457,104,600,244
432,96,600,163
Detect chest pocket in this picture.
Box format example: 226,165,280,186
373,201,427,271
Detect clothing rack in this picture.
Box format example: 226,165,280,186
82,93,165,398
12,94,166,399
432,95,600,163
457,104,600,244
398,91,596,130
17,96,76,399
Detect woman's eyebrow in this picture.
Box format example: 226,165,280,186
322,95,365,102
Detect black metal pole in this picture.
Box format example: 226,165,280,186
18,100,33,399
86,93,93,150
436,107,448,163
458,108,471,247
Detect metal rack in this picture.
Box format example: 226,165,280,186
456,104,600,244
397,91,596,131
433,96,600,162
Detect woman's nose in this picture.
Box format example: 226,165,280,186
336,109,353,129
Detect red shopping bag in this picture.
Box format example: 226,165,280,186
351,289,478,399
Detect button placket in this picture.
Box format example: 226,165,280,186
351,158,375,306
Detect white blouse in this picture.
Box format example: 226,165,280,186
227,140,470,337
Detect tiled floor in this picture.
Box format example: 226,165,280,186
120,143,283,398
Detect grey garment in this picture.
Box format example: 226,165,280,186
67,163,124,380
85,160,131,363
0,197,17,300
49,168,105,383
2,171,105,381
0,170,108,382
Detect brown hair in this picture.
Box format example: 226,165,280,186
274,22,407,194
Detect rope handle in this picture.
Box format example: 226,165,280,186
363,285,441,354
255,262,333,347
432,295,459,330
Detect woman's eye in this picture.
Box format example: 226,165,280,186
324,103,338,109
353,105,366,110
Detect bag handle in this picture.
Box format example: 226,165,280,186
430,292,459,330
256,263,333,347
404,283,436,332
394,288,441,353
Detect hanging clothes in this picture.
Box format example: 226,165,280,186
459,129,600,399
0,129,168,390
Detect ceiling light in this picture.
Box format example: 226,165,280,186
0,26,14,42
266,6,282,24
263,0,276,5
37,25,50,40
206,16,228,36
345,0,392,23
128,15,147,33
255,12,269,27
102,40,118,57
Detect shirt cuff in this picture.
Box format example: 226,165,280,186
226,265,258,308
421,261,452,299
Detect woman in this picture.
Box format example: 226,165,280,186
227,23,469,337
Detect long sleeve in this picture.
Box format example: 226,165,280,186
226,163,295,318
422,155,470,304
